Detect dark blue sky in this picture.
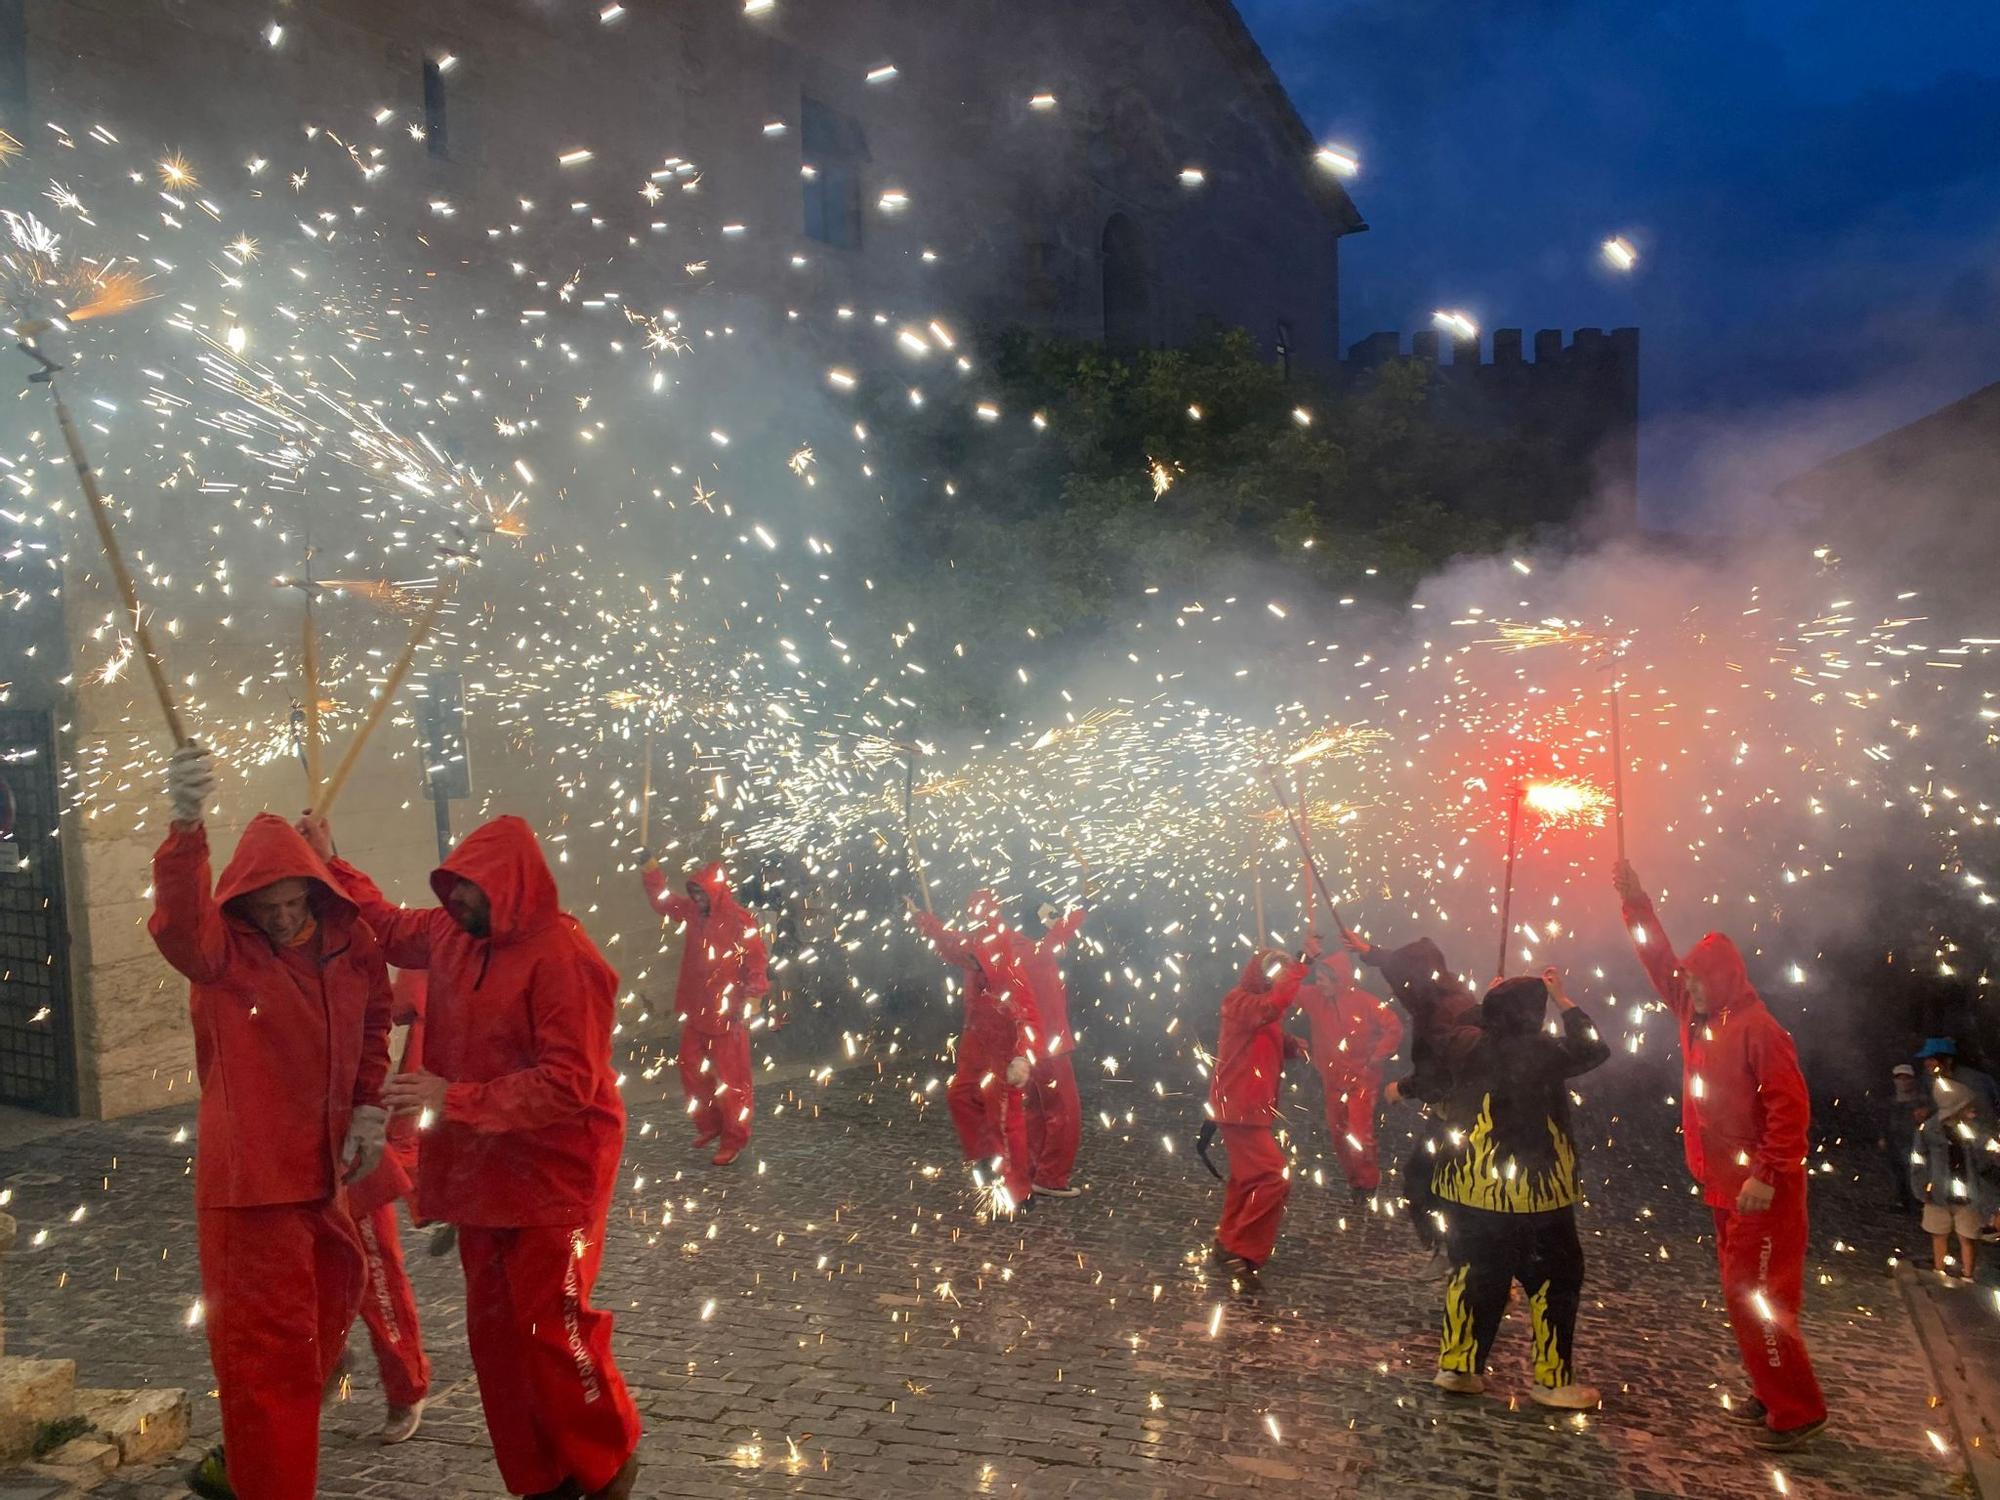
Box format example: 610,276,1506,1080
1238,0,2000,522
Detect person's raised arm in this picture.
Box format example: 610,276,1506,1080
908,900,973,963
1613,861,1691,1023
149,809,228,984
1545,966,1612,1076
301,814,441,971
1038,907,1086,959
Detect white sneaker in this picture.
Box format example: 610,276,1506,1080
1530,1384,1600,1411
1034,1183,1082,1198
379,1400,426,1445
1432,1369,1485,1395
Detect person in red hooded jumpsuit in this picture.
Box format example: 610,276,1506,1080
1018,901,1086,1196
1616,860,1827,1450
1294,950,1403,1194
312,813,642,1500
912,891,1043,1212
342,967,433,1444
642,860,768,1166
149,745,392,1500
1208,948,1310,1293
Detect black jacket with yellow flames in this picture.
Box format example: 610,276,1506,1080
1429,978,1610,1214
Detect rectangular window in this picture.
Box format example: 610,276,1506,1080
801,95,865,249
0,0,27,132
422,58,448,159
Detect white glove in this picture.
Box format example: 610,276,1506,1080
1006,1056,1031,1089
167,744,216,825
340,1104,389,1183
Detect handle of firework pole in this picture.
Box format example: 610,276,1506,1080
1496,783,1523,981
1066,829,1098,904
310,584,450,818
1608,676,1627,864
25,345,189,744
1263,770,1354,945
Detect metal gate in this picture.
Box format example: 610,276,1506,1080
0,708,76,1114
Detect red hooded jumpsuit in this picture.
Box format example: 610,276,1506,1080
344,968,432,1412
1623,893,1826,1433
1295,954,1404,1192
1210,954,1308,1266
916,895,1043,1207
331,818,640,1496
643,861,768,1153
1019,908,1086,1192
150,814,392,1500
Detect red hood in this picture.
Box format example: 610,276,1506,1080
430,816,559,942
1683,930,1760,1018
965,888,1002,925
215,813,353,925
687,859,754,927
1310,950,1357,986
1238,949,1290,993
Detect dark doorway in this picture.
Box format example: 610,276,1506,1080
1102,213,1150,354
0,708,75,1114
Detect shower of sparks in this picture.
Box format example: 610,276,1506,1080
1522,778,1613,830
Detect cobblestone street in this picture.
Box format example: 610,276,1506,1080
0,1055,1969,1498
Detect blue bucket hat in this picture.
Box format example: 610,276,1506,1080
1915,1036,1959,1060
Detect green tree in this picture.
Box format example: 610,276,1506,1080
838,328,1585,725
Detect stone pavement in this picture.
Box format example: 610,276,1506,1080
0,1054,1973,1499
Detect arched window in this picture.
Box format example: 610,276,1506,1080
1102,213,1149,355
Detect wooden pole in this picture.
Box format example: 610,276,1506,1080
301,581,323,802
638,724,655,846
47,380,186,743
1608,677,1627,863
310,584,450,817
1252,839,1267,946
902,749,931,912
1497,785,1522,980
905,826,934,914
1296,769,1315,935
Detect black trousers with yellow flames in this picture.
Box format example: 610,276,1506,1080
1438,1203,1584,1388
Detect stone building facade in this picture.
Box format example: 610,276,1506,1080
0,0,1364,1116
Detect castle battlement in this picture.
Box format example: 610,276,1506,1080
1338,326,1640,531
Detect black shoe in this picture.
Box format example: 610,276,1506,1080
1722,1395,1768,1425
1751,1415,1827,1450
524,1483,583,1500
187,1444,236,1500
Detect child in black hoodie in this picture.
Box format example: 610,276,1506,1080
1429,966,1609,1409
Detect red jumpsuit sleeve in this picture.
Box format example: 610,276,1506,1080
1748,1017,1811,1184
328,856,440,971
352,937,395,1108
1621,894,1691,1023
1368,1000,1404,1068
743,929,770,999
914,912,974,964
442,945,612,1134
1039,908,1086,958
148,824,228,984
